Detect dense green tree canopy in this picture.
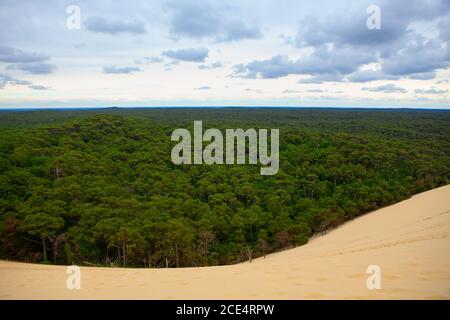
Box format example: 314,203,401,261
0,108,449,267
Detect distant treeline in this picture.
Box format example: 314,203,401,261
0,108,449,267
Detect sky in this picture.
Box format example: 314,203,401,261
0,0,449,108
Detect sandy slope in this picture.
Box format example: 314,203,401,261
1,185,450,300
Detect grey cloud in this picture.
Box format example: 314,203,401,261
0,46,49,63
232,55,299,79
296,11,405,50
103,66,141,74
135,56,164,65
415,87,448,95
290,0,450,82
199,62,223,69
408,72,437,80
162,47,209,62
282,89,301,94
0,46,55,74
380,37,450,76
164,1,261,42
163,60,179,71
28,85,50,90
278,33,294,46
0,73,31,89
8,62,56,74
143,56,164,63
217,20,261,42
346,69,400,83
349,70,438,82
233,45,373,80
296,0,449,49
362,84,407,93
211,62,224,68
86,16,146,35
164,60,179,69
438,18,450,42
195,86,211,90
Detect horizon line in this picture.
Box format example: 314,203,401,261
1,105,450,111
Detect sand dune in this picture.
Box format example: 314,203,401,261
1,185,450,300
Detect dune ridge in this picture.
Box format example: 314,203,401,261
1,185,450,300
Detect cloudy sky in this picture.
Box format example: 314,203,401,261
0,0,449,108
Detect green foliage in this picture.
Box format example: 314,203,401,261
0,108,449,267
20,213,64,262
21,213,64,239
